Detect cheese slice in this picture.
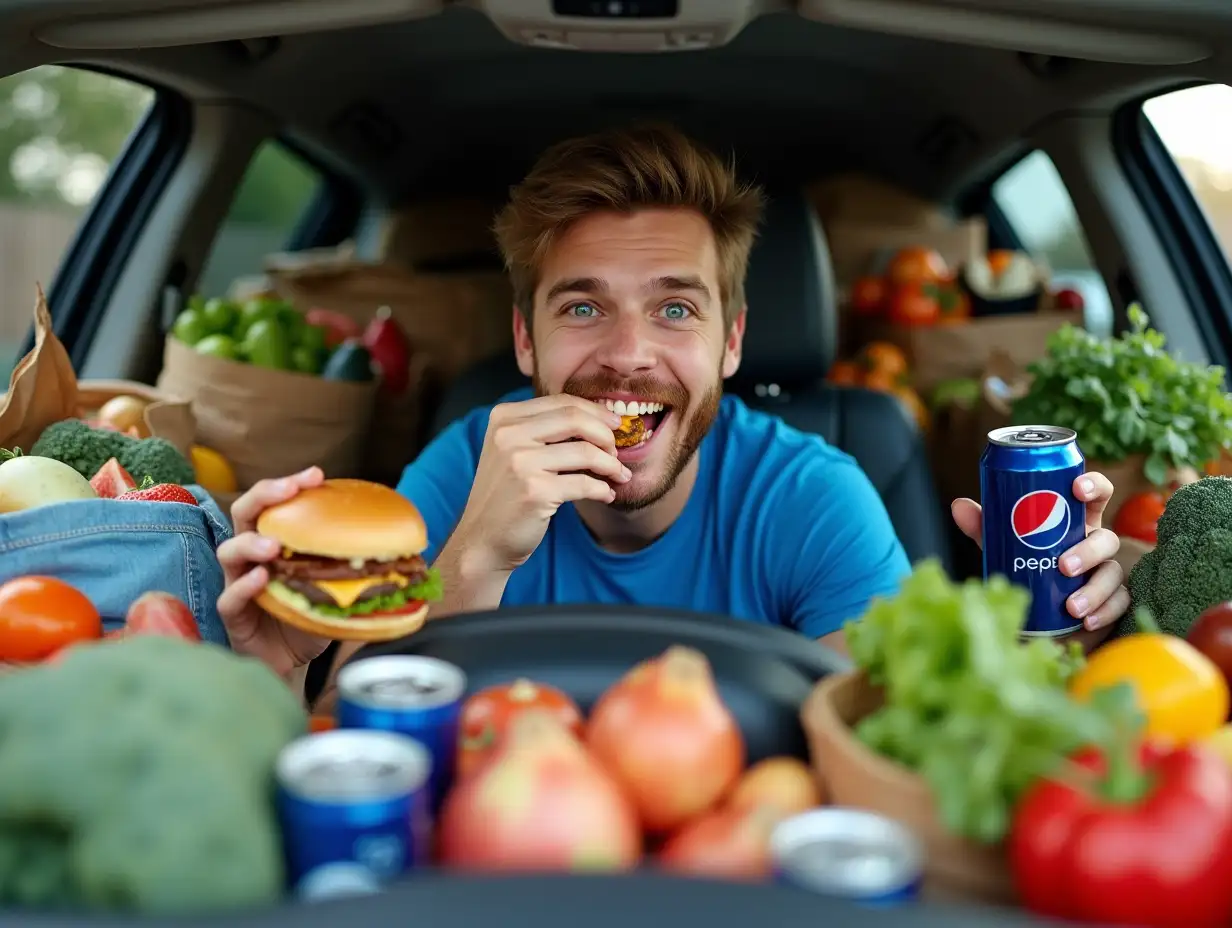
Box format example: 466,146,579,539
315,573,409,609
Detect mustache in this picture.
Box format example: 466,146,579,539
560,374,690,409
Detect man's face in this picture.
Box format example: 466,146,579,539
514,207,746,511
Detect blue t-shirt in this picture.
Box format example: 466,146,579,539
395,390,911,638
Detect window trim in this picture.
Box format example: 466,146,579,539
1113,80,1232,372
278,137,364,252
15,65,192,368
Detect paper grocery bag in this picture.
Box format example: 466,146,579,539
157,335,378,488
0,287,195,456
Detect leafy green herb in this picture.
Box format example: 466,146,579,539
1010,304,1232,484
844,560,1131,844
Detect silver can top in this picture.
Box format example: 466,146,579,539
276,729,430,802
988,425,1077,448
770,807,923,895
337,655,467,710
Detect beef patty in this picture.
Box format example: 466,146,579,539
270,553,429,607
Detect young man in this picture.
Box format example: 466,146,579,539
215,126,1129,700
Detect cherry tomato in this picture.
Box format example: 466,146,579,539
1113,491,1166,545
0,576,102,662
887,282,941,326
1188,603,1232,707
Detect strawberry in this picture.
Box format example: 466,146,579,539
116,475,198,505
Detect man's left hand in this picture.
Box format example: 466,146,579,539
951,471,1129,651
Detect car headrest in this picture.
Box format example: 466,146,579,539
729,192,837,390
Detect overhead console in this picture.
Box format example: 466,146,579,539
471,0,786,52
35,0,444,50
798,0,1214,65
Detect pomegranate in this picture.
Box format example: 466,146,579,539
729,757,824,816
586,645,745,833
457,678,583,780
658,804,784,881
438,709,641,872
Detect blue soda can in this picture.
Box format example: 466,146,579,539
336,655,467,806
770,807,923,905
980,424,1087,637
276,729,432,892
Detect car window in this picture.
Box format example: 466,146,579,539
196,141,323,299
0,66,154,383
990,150,1113,337
1143,84,1232,264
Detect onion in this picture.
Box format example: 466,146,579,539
0,453,98,513
586,645,745,833
438,710,641,872
728,756,825,816
658,804,784,881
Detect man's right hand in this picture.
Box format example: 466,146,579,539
451,394,630,575
216,466,333,680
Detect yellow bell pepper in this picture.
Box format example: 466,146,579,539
189,445,237,494
1070,610,1229,745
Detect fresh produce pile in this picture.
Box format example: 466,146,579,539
1011,304,1232,485
844,557,1232,927
170,294,412,394
848,246,1084,326
80,392,238,496
0,634,304,914
825,341,930,431
429,647,824,879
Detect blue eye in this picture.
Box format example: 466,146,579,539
660,302,692,320
566,303,598,318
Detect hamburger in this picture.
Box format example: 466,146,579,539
613,414,646,448
255,478,442,641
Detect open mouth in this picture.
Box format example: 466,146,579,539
599,398,671,448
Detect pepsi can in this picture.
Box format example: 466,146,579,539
336,655,466,806
981,425,1086,637
276,729,432,892
770,808,923,906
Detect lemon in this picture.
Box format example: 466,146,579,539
190,445,238,494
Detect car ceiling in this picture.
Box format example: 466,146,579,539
1,3,1230,205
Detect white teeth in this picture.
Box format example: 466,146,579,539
602,399,665,415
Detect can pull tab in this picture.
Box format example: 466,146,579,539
1014,429,1054,444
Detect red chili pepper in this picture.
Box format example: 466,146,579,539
1010,740,1232,927
362,305,412,397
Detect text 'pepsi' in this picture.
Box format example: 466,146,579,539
980,425,1087,638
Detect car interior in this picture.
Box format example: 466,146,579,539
3,0,1232,923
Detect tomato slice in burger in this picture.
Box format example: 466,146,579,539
360,600,425,619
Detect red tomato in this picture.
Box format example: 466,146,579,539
457,679,583,780
125,591,201,641
935,284,971,324
1052,287,1086,312
886,247,949,285
658,804,784,881
1112,491,1166,545
849,276,887,315
438,710,641,872
887,282,941,326
586,646,745,834
0,576,102,662
1187,603,1232,703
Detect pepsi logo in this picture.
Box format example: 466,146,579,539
1011,490,1072,551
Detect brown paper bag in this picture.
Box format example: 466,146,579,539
0,287,195,456
263,257,513,382
854,311,1081,394
156,335,377,489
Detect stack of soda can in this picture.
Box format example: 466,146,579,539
275,655,467,901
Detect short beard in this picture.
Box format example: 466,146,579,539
531,358,723,513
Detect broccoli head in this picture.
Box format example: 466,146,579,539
0,637,306,914
1126,476,1232,636
31,419,194,485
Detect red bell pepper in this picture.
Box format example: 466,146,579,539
1009,740,1232,927
362,305,412,397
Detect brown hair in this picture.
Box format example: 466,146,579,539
494,124,764,329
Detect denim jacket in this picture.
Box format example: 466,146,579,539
0,486,232,646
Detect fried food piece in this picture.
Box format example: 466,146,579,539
613,415,646,448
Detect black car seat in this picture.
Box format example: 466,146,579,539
425,193,952,571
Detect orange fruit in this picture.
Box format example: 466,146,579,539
861,342,909,379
